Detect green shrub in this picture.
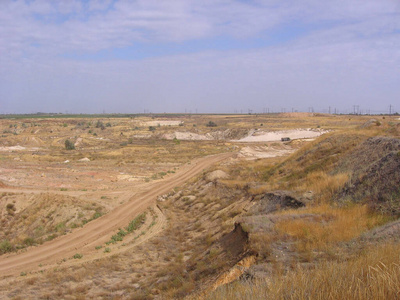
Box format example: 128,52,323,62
91,211,103,220
96,120,105,130
23,237,35,246
0,240,13,254
6,203,15,210
65,139,75,150
73,253,83,259
126,213,146,233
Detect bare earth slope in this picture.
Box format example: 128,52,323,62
0,152,233,277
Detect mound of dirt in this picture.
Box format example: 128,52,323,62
360,119,379,129
336,137,400,176
335,137,400,214
206,170,229,181
206,129,250,140
361,219,400,242
78,157,90,162
219,222,249,257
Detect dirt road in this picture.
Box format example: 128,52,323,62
0,152,233,277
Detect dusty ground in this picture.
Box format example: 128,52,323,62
1,113,397,298
0,152,232,277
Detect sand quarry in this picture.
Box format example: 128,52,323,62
163,128,327,142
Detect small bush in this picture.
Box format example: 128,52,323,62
0,240,13,254
206,121,217,127
96,120,105,130
73,253,83,259
23,237,36,246
126,213,146,233
91,211,103,220
65,139,75,150
6,203,15,211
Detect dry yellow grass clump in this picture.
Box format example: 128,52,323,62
208,242,400,300
275,204,390,252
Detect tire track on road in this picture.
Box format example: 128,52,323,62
0,152,233,277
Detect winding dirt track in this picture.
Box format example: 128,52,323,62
0,152,233,277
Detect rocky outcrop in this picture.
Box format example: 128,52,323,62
249,191,305,215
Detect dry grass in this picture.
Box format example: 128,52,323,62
249,232,278,259
207,242,400,300
1,114,399,299
275,204,390,252
297,171,350,203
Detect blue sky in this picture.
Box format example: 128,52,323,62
1,0,399,114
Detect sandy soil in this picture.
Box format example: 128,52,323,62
163,132,211,141
0,146,39,151
162,128,327,142
143,120,183,127
0,152,233,278
234,128,327,142
238,145,294,160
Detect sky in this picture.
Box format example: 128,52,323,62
1,0,399,114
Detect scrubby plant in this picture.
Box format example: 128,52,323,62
95,120,105,130
64,139,75,150
0,240,13,254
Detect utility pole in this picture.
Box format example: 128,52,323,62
389,104,392,115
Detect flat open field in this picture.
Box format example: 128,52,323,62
0,113,399,299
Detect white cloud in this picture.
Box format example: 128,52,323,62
88,0,113,12
0,0,399,113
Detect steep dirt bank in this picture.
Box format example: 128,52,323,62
335,137,400,214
